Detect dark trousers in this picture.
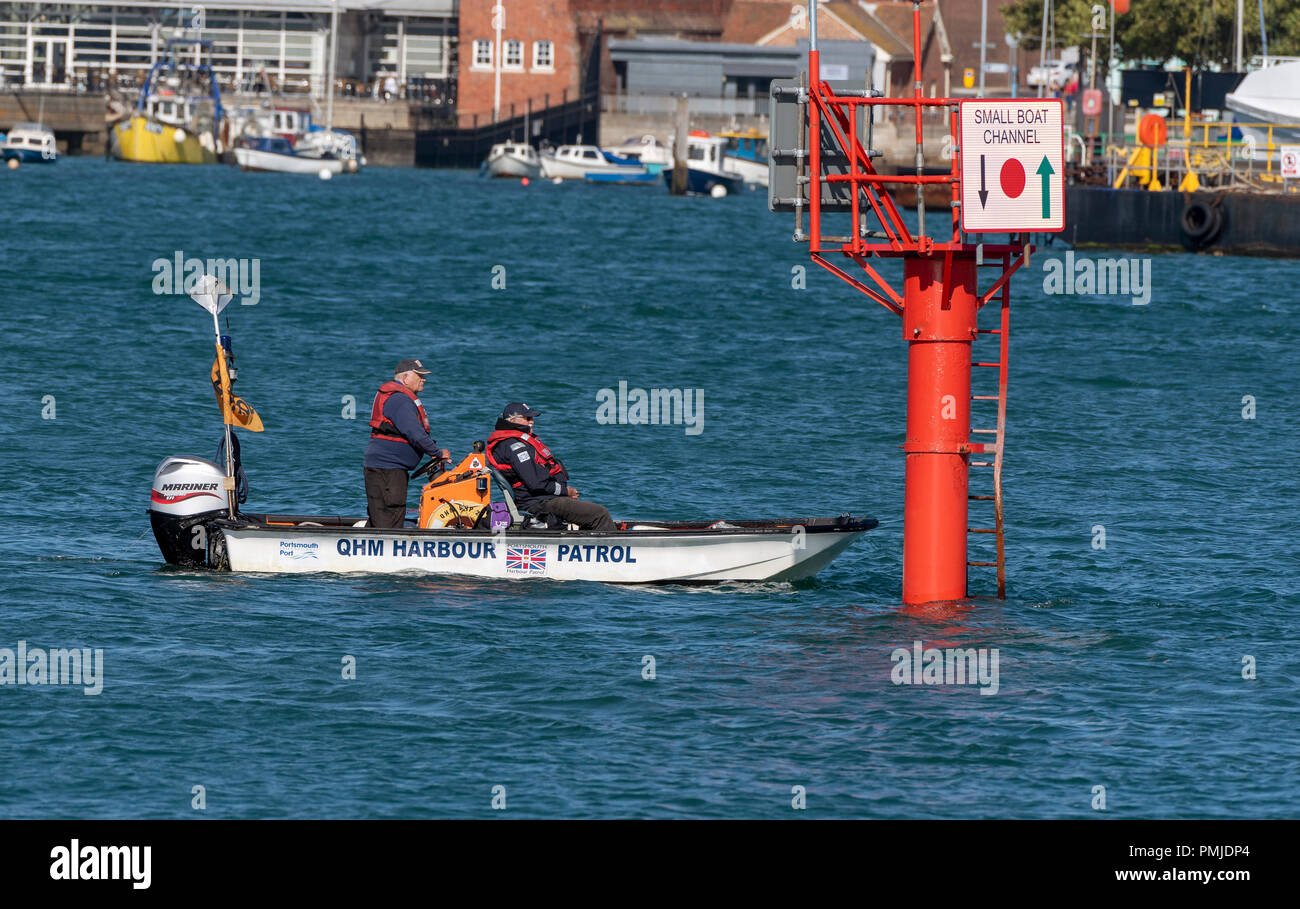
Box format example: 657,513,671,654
364,467,409,528
530,496,617,531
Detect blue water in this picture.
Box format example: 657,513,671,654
1,158,1296,818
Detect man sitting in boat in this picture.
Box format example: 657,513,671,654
364,359,450,528
486,403,616,531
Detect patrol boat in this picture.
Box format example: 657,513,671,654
148,279,876,584
149,449,874,583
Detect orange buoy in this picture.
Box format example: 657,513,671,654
521,176,530,186
1138,113,1167,147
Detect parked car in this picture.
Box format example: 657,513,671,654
1027,59,1076,88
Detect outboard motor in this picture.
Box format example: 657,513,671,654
149,456,230,568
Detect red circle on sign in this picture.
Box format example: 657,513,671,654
1000,158,1026,198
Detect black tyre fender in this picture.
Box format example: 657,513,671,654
1181,199,1224,248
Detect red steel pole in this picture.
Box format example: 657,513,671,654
901,254,978,604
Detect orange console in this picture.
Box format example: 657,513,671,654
417,450,492,528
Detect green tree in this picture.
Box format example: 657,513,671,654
1000,0,1300,68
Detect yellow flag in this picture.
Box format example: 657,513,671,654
211,343,264,432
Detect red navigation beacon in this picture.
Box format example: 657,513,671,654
768,0,1049,604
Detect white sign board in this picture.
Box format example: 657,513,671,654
959,99,1065,232
1281,146,1300,179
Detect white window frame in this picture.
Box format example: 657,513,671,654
503,38,523,71
532,40,553,72
472,39,492,71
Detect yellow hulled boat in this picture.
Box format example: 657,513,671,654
110,114,219,165
109,37,225,165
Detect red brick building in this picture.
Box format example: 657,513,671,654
456,0,734,125
456,0,583,126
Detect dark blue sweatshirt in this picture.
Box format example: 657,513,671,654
363,392,440,470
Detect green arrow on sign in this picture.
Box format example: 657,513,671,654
1036,156,1055,219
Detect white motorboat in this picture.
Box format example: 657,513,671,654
1,122,57,163
149,453,875,583
541,144,650,181
662,131,745,196
603,134,673,174
1225,60,1300,151
233,135,345,175
227,105,363,172
484,142,541,178
720,129,769,187
295,127,364,168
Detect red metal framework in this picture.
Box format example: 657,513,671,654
799,0,1031,603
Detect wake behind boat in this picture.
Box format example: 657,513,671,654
149,279,876,584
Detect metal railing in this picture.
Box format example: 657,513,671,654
601,93,768,117
1106,120,1300,190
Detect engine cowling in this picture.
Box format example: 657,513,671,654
149,456,229,567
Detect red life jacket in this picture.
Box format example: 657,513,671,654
486,429,567,489
369,381,430,443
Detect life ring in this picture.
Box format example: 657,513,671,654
1180,199,1223,249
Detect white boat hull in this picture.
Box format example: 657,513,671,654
541,156,647,181
214,519,870,583
235,146,344,174
726,154,769,187
486,153,541,179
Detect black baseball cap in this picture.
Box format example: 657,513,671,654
394,358,431,376
502,402,541,419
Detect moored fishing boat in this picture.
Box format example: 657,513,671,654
541,144,650,181
108,38,225,165
483,142,541,178
603,134,673,175
719,128,769,187
662,131,745,196
1,122,57,163
233,135,345,175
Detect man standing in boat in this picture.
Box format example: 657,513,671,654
364,359,449,528
486,403,617,531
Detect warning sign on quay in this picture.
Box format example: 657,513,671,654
959,99,1066,233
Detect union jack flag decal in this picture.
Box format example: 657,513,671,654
505,546,547,573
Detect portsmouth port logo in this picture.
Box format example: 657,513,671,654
505,546,547,574
278,540,320,561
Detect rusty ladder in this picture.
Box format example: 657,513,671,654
967,251,1011,598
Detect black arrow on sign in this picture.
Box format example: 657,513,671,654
978,154,989,208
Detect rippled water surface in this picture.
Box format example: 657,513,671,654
0,158,1296,817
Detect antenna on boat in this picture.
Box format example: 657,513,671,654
326,0,339,131
189,276,238,517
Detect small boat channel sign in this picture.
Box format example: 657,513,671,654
958,99,1066,231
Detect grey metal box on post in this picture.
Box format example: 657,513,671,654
768,78,884,214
